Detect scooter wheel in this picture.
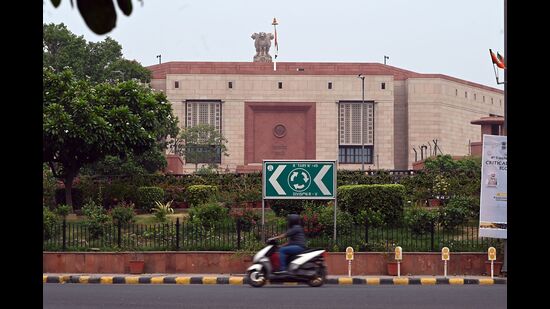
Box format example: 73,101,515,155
307,267,326,287
246,269,266,288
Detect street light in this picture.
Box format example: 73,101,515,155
357,74,366,171
156,54,162,64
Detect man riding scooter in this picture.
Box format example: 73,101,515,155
268,214,306,274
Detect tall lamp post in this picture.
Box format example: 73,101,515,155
358,74,366,171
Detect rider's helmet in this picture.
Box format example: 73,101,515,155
287,214,301,228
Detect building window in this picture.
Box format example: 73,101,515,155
175,81,179,88
278,82,283,89
228,81,233,89
474,93,477,101
185,101,221,131
465,91,468,98
491,98,494,104
483,96,485,103
500,100,502,106
185,100,222,163
328,82,333,89
491,124,500,135
455,89,458,96
338,101,374,164
339,146,373,164
381,82,386,90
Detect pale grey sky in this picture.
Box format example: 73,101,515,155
43,0,505,89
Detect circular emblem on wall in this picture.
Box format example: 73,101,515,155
273,124,287,138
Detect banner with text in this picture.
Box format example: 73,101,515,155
479,134,507,239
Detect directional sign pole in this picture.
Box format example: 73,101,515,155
261,198,265,243
333,197,337,243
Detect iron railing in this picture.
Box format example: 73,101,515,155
44,218,502,252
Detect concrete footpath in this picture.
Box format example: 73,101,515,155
43,273,507,285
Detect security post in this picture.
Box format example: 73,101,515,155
395,246,403,277
488,247,496,278
345,246,354,277
441,247,450,277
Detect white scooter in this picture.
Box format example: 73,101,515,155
246,238,327,287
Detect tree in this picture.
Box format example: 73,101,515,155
107,59,152,83
43,23,151,83
43,67,178,208
172,124,229,172
48,0,143,35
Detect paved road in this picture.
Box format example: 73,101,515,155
44,284,506,309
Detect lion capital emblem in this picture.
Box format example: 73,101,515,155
251,32,274,62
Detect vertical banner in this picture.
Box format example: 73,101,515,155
479,134,507,239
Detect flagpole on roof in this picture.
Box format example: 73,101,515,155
272,17,278,71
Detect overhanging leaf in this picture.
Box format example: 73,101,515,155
76,0,117,35
117,0,133,16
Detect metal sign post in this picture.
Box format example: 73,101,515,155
442,247,450,278
488,247,496,279
395,246,402,277
346,247,354,277
263,160,337,241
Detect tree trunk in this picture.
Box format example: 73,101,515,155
63,173,75,212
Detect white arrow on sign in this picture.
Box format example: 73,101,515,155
302,172,309,183
269,165,286,195
314,165,331,195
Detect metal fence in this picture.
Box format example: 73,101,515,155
43,219,502,252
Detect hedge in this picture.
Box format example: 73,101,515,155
186,185,218,207
337,184,405,226
136,187,164,211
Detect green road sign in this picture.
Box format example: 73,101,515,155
263,160,336,199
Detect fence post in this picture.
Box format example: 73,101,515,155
176,218,180,251
364,216,369,250
62,218,67,251
117,222,122,248
237,218,242,250
430,220,435,252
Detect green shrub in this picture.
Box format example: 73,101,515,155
102,183,138,208
43,164,57,208
338,184,405,226
299,202,323,237
110,201,136,225
81,199,111,239
357,208,385,228
404,206,438,236
188,202,229,228
153,200,175,223
43,206,60,240
438,201,470,229
446,195,479,218
136,186,164,211
269,200,306,217
230,204,261,232
186,185,218,207
55,188,84,209
55,204,71,217
318,202,354,237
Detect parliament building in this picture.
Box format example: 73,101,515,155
147,61,504,173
